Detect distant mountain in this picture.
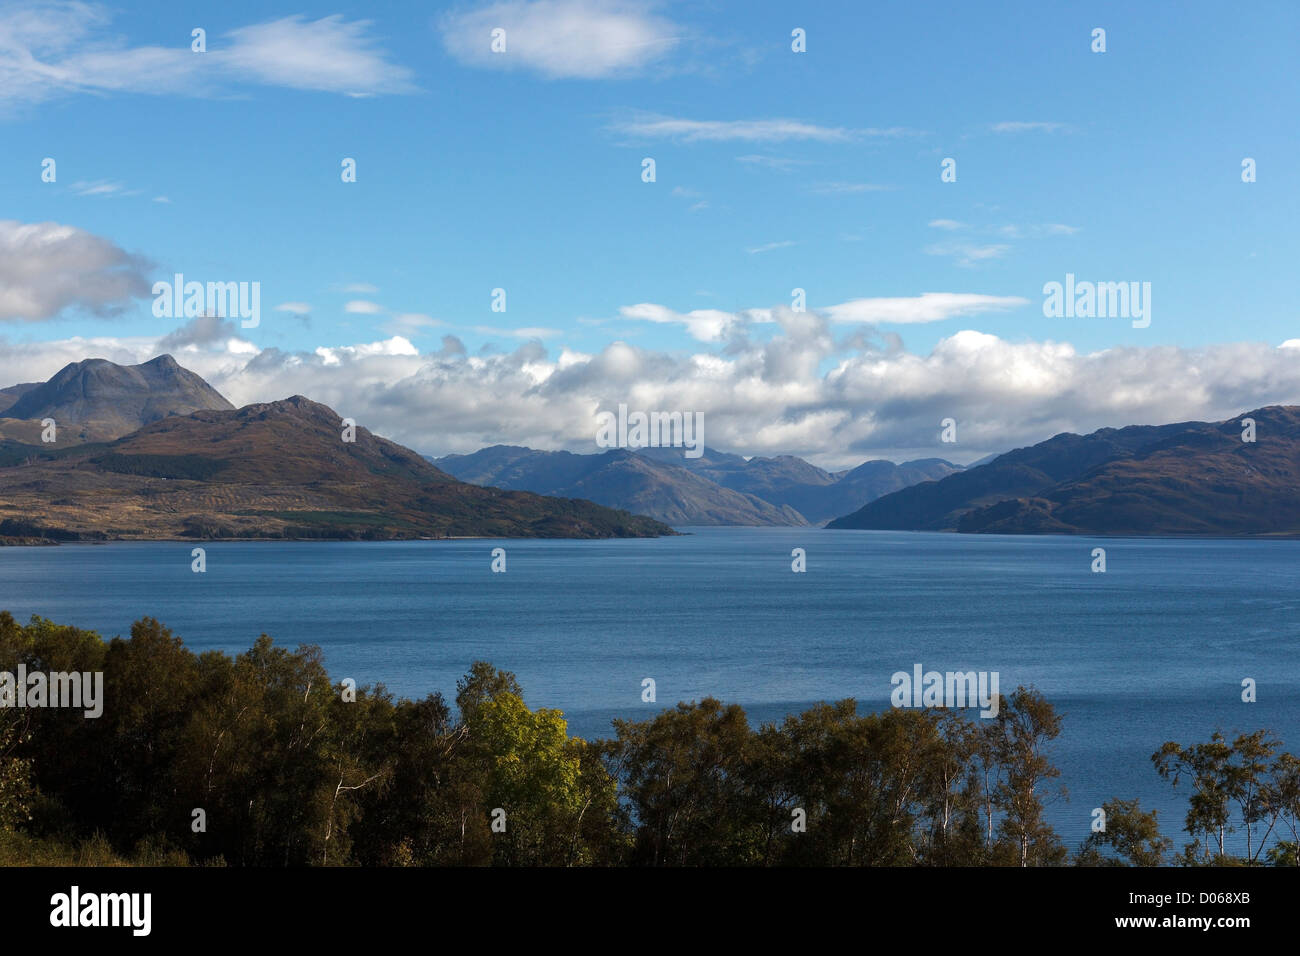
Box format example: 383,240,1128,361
829,408,1300,535
1,355,233,442
828,421,1197,531
634,445,961,524
957,406,1300,535
0,394,673,542
439,444,960,526
434,445,804,526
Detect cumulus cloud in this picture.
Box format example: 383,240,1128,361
439,0,679,78
5,319,1300,470
0,219,152,321
155,314,238,352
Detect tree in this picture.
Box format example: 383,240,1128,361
1077,799,1172,866
992,688,1066,866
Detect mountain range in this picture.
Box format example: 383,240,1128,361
0,357,670,543
435,445,960,526
5,354,1296,540
830,408,1300,535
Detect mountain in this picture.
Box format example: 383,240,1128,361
633,445,961,524
0,382,40,415
434,445,804,526
0,394,673,542
0,355,234,442
829,408,1300,535
957,406,1300,535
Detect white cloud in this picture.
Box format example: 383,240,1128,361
995,223,1080,239
439,0,679,78
275,302,311,314
928,219,966,230
344,300,385,314
69,179,129,197
386,313,445,336
0,4,413,107
7,322,1300,470
618,303,750,342
610,114,905,143
807,182,891,194
736,154,811,171
746,240,796,254
821,293,1028,325
471,325,563,339
222,15,415,95
342,282,379,293
990,121,1069,134
314,336,418,366
924,242,1011,267
0,219,151,321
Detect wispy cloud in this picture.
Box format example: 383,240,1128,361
222,15,416,96
471,325,563,339
69,180,133,197
611,114,912,143
821,293,1028,324
736,154,812,171
0,4,414,108
386,313,446,336
995,223,1079,238
928,219,967,230
344,300,385,315
807,181,891,195
924,242,1010,267
746,240,796,255
439,0,680,79
990,121,1070,134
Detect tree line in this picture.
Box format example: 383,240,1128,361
0,612,1296,866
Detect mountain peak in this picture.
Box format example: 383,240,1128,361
3,355,234,442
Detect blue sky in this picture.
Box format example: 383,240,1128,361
2,0,1299,465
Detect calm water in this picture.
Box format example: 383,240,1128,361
3,527,1298,855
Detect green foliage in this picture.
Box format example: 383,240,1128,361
1077,799,1173,866
3,611,1298,867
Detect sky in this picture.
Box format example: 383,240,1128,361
1,0,1298,468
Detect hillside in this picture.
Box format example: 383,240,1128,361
0,395,673,541
830,408,1300,535
435,445,804,526
957,406,1300,535
634,445,961,524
